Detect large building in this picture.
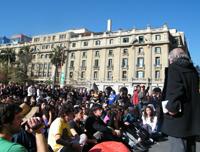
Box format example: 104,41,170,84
0,21,188,92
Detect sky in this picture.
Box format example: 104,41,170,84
0,0,199,65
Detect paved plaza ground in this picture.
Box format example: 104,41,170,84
149,138,200,152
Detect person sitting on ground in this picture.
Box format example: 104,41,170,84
0,103,48,152
141,105,159,140
85,103,121,142
48,103,82,152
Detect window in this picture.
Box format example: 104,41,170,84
109,39,113,44
72,42,76,47
70,61,74,67
42,45,45,49
32,55,36,59
95,40,101,45
122,71,127,79
81,71,85,79
155,35,161,40
43,37,46,41
71,52,75,58
94,71,98,79
95,51,99,57
82,52,87,58
48,63,51,70
138,47,144,54
122,58,128,68
34,38,40,42
94,59,99,67
69,72,73,78
155,70,160,79
138,36,144,43
52,36,56,41
32,64,35,69
44,63,47,69
46,45,50,49
47,36,51,42
108,50,113,56
40,54,43,59
137,57,144,67
137,71,144,78
82,60,86,67
155,47,161,54
107,71,112,80
83,41,88,46
155,57,160,66
122,49,128,55
122,37,129,43
59,34,66,39
108,59,112,67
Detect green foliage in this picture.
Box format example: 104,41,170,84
50,46,66,86
18,46,33,75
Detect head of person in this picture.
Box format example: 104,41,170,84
91,104,103,117
119,87,128,97
143,105,155,122
58,103,74,122
0,103,23,136
74,106,84,121
168,48,190,64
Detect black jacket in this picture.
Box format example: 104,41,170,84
161,58,200,137
85,115,113,139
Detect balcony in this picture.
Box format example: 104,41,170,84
107,78,113,81
80,66,87,70
69,66,74,70
122,78,128,81
121,65,129,69
154,64,162,69
122,52,129,56
107,65,113,70
137,52,144,56
93,66,100,70
136,64,145,69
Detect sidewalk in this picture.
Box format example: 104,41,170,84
149,139,200,152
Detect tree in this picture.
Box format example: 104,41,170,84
0,48,16,82
18,46,33,77
50,46,66,87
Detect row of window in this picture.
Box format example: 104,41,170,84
33,34,67,43
68,70,161,80
31,63,51,70
31,72,51,77
71,34,162,48
69,57,161,69
70,47,161,59
32,53,52,60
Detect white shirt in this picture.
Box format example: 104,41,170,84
142,115,157,131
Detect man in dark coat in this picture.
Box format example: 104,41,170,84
161,48,200,152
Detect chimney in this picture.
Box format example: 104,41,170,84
107,19,112,32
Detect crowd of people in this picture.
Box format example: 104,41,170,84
0,48,199,152
0,81,165,152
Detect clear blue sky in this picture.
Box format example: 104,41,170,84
0,0,199,65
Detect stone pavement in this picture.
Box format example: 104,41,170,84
149,139,200,152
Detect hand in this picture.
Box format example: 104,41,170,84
71,143,82,151
26,117,44,133
114,129,121,136
124,122,130,126
168,111,177,116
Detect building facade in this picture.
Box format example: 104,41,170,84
0,22,188,92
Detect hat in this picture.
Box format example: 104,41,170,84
20,103,39,124
91,103,102,112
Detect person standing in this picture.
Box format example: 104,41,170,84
161,48,200,152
